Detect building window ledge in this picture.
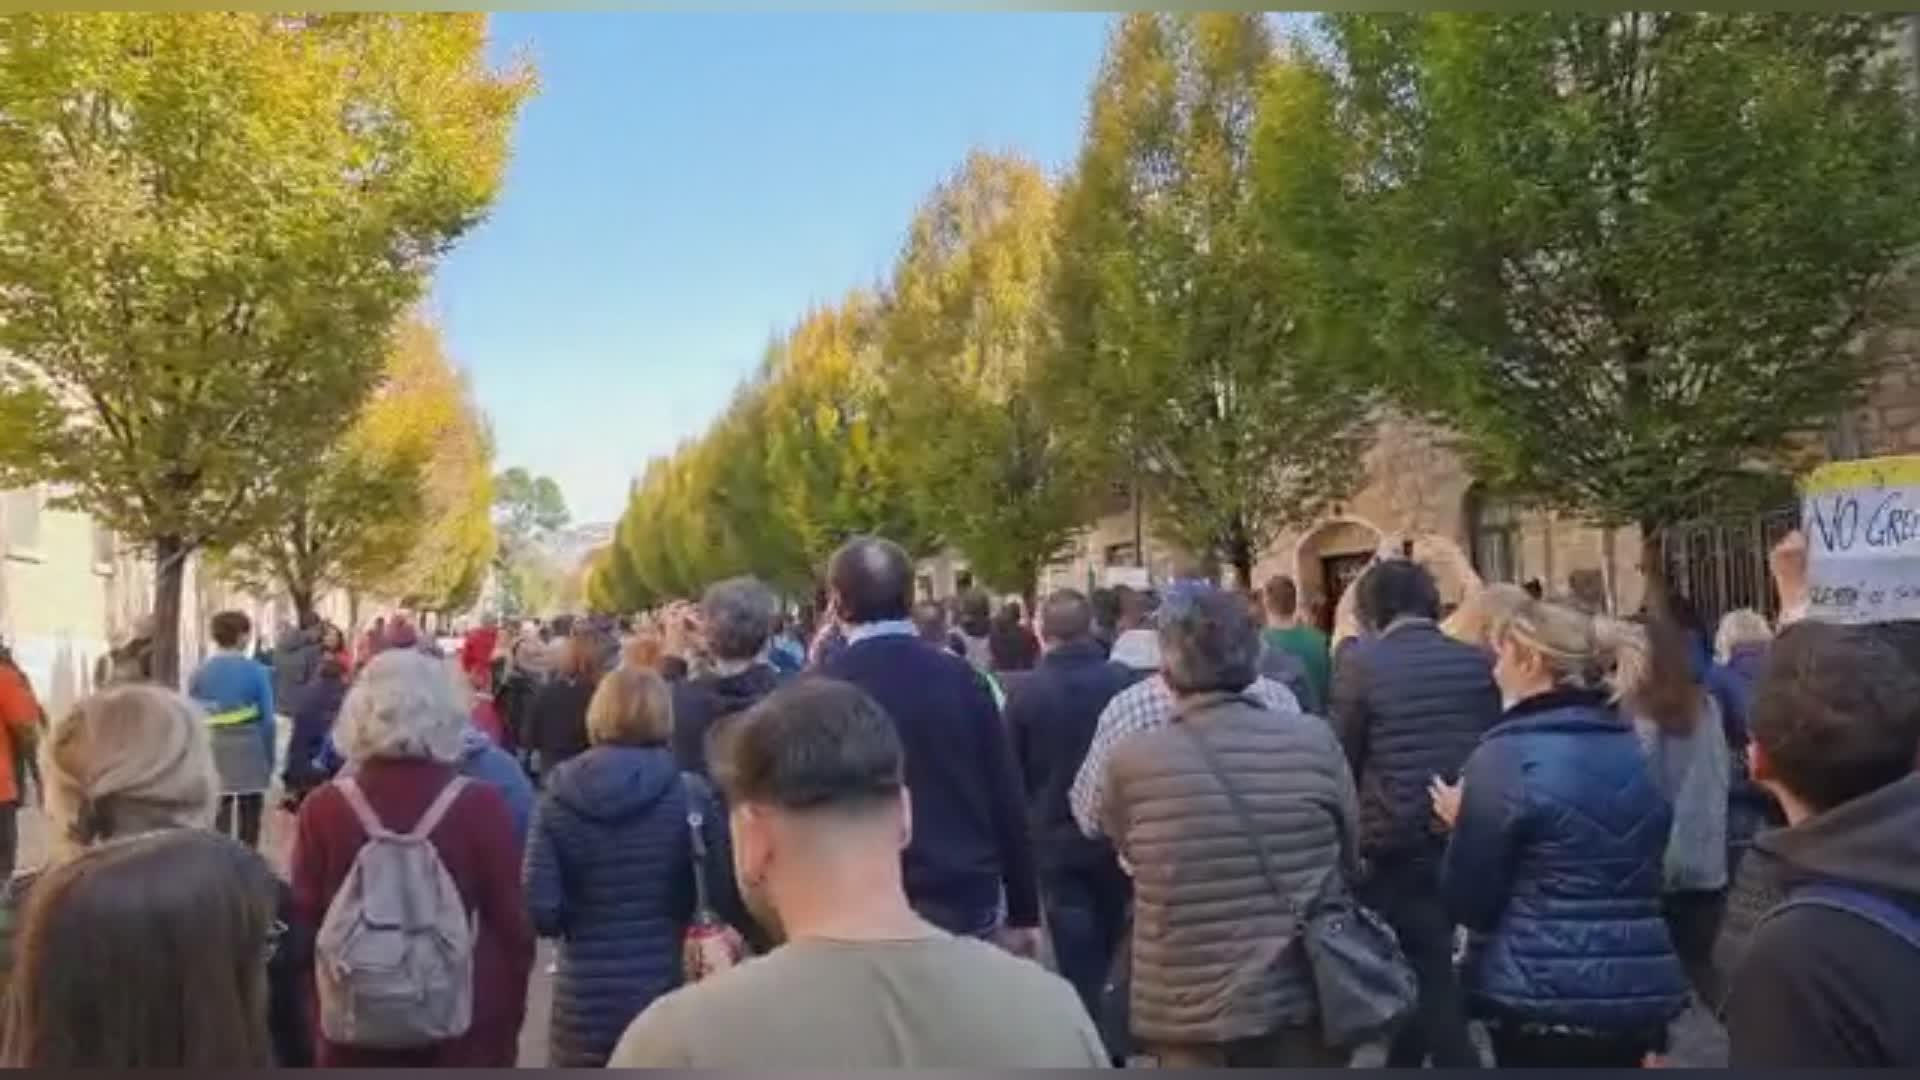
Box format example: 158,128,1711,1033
4,548,47,565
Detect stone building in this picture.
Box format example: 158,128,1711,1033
1,483,359,714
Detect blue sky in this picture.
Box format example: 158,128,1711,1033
430,13,1115,524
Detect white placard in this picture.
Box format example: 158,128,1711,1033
1803,455,1920,624
1103,566,1150,590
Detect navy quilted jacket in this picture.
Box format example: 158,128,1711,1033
524,744,710,1067
1442,688,1689,1034
1330,620,1501,860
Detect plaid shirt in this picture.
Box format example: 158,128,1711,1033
1069,673,1300,838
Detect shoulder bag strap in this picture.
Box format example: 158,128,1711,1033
681,772,714,912
1173,720,1303,922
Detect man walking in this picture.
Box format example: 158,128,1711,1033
1004,590,1139,1027
818,536,1041,955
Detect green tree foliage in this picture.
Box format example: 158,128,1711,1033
761,296,929,569
491,466,570,616
1052,13,1369,586
378,320,496,615
1267,13,1920,581
0,13,530,682
882,151,1095,604
213,316,479,622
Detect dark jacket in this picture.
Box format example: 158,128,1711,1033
821,632,1039,932
669,663,783,779
1103,692,1357,1045
1442,689,1689,1034
1004,641,1140,876
1716,774,1920,1066
525,745,721,1068
1707,644,1767,751
285,675,347,792
459,725,534,851
529,675,596,768
1330,620,1501,861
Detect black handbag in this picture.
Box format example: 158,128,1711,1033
1175,717,1418,1050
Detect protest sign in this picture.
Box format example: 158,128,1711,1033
1803,455,1920,624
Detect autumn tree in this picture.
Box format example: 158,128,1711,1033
762,296,930,569
213,317,475,622
378,325,496,616
1051,13,1368,586
883,151,1095,605
1267,13,1920,589
0,13,531,683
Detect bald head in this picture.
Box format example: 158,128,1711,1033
1040,590,1093,646
828,536,913,626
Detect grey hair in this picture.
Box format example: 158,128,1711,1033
702,576,778,662
333,649,470,765
1715,608,1774,662
1157,587,1260,695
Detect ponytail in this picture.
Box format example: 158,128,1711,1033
1591,616,1651,705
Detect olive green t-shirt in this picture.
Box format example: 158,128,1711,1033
608,934,1109,1068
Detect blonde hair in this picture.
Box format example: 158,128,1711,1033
333,649,469,765
622,625,666,673
1485,592,1651,703
1715,608,1773,662
1444,583,1532,650
43,686,217,858
586,666,673,747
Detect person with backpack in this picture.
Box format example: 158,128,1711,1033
524,665,741,1066
1719,621,1920,1067
290,649,534,1067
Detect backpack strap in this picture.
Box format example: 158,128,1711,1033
1768,881,1920,953
335,777,393,841
407,776,469,842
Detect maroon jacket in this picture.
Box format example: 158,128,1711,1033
291,757,535,1066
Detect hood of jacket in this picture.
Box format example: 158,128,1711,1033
1758,772,1920,898
1109,628,1161,671
458,724,497,763
547,743,682,823
692,663,782,713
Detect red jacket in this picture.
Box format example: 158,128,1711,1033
462,628,500,686
290,757,534,1067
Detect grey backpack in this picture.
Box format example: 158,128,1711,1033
316,776,476,1048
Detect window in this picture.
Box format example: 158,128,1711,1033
1104,541,1138,567
1466,486,1520,584
2,487,43,560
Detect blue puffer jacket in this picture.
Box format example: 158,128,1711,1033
1442,688,1689,1035
524,744,711,1067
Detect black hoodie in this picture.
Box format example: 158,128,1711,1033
1719,773,1920,1067
669,663,784,779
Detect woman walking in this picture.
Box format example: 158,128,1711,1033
524,665,730,1067
2,829,281,1068
528,630,603,780
0,684,311,1065
1431,592,1688,1067
290,649,534,1067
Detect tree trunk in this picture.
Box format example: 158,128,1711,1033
151,534,189,689
290,584,317,627
1226,524,1256,592
348,589,362,635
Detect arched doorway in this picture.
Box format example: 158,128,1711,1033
1294,518,1384,634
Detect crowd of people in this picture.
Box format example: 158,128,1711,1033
0,527,1914,1068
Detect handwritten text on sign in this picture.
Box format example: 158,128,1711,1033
1803,455,1920,624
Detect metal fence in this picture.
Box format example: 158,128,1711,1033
1658,505,1799,629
